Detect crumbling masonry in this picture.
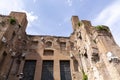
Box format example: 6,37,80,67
0,12,120,80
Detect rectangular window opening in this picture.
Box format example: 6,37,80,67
60,60,72,80
22,60,36,80
41,60,54,80
43,50,54,56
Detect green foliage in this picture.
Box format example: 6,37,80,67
82,69,85,75
93,40,96,44
83,74,88,80
78,21,82,27
10,17,16,25
82,69,88,80
95,25,109,32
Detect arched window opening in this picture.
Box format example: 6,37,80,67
60,42,66,50
45,41,52,48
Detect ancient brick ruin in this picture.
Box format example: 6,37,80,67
0,12,120,80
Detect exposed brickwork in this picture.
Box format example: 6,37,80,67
0,12,120,80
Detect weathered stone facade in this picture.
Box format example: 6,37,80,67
0,12,120,80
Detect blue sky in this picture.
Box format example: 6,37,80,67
0,0,120,46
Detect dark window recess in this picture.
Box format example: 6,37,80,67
32,40,38,44
84,48,88,58
60,61,72,80
73,59,79,71
83,48,88,58
60,42,66,50
91,53,100,62
43,50,54,56
0,52,7,71
11,31,15,40
41,60,54,80
18,24,21,28
45,41,52,48
84,53,88,58
79,35,82,40
77,31,82,40
22,60,36,80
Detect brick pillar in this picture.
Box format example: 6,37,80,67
16,60,25,80
34,60,42,80
71,16,79,31
54,59,60,80
9,11,28,31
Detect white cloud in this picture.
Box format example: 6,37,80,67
0,0,24,14
27,12,38,23
26,11,38,27
93,1,120,26
0,0,38,27
93,0,120,46
66,0,73,6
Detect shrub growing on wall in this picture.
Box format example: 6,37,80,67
82,69,88,80
78,21,83,27
10,18,16,25
95,25,109,32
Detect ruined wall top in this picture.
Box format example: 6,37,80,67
9,11,28,31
